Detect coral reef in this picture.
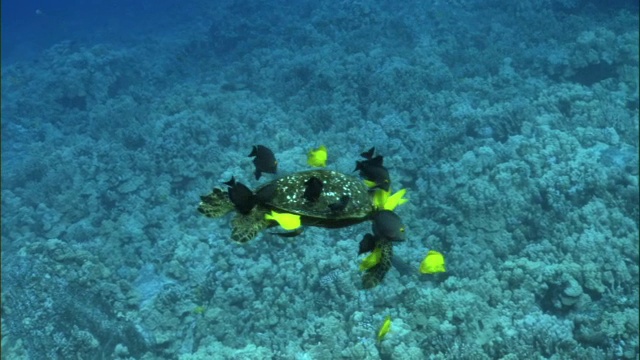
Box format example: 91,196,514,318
1,0,637,358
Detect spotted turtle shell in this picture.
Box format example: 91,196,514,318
258,170,373,220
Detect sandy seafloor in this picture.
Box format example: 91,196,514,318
1,0,639,359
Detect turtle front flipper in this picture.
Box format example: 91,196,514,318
362,241,393,289
231,208,269,243
198,188,234,218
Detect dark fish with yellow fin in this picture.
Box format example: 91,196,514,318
363,173,390,191
249,145,277,180
224,176,255,215
355,148,390,191
303,176,323,203
372,210,405,241
358,164,390,191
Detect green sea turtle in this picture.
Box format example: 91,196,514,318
198,170,375,240
198,169,398,288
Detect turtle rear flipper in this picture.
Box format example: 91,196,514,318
362,241,393,289
198,188,234,218
231,208,269,243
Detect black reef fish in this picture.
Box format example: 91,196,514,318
249,145,277,180
371,210,405,241
355,147,390,191
224,176,255,214
356,163,390,191
354,154,384,172
358,147,384,167
254,182,277,205
303,176,323,203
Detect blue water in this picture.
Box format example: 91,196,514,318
2,0,200,63
2,0,638,359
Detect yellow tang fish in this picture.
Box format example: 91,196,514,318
377,315,392,343
359,246,382,271
419,250,446,274
373,188,408,211
307,145,328,167
264,210,301,230
384,188,407,210
372,188,389,209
